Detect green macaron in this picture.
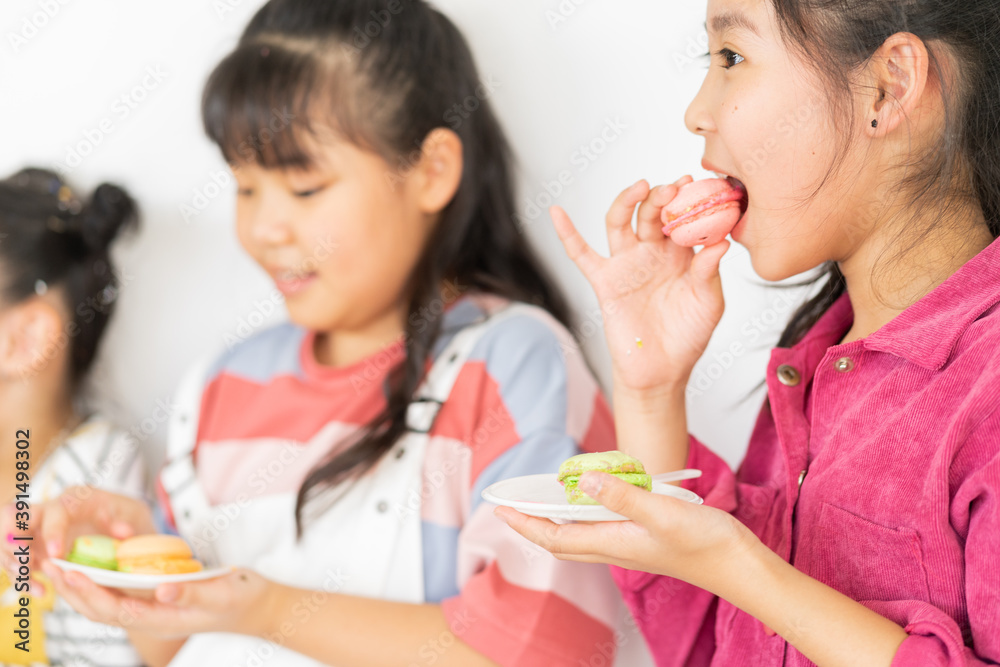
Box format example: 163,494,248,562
558,451,652,505
66,535,120,570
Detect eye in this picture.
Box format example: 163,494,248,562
292,186,326,199
715,47,745,69
237,187,254,197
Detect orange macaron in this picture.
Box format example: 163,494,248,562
116,535,203,575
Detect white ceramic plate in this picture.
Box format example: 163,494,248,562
482,473,704,522
49,559,232,590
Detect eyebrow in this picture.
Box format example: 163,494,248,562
707,11,760,37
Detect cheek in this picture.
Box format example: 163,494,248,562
305,191,430,307
233,203,258,259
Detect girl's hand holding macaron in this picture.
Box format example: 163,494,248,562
2,486,156,576
551,174,741,474
497,470,759,595
550,175,734,397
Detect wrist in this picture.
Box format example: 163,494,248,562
612,379,688,411
242,576,284,638
697,521,771,602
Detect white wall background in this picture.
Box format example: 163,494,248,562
1,0,815,477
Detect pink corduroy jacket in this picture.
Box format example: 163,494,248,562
613,236,1000,666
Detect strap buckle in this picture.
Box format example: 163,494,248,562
405,397,444,434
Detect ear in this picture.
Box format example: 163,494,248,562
413,128,464,215
0,299,65,382
865,32,931,137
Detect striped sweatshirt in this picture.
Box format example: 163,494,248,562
157,293,624,666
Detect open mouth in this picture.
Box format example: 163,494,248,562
273,270,318,296
726,176,750,217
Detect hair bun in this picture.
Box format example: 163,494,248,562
80,183,139,254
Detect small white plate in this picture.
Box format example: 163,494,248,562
50,559,232,590
482,473,704,522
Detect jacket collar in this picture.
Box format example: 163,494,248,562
792,236,1000,370
864,235,1000,370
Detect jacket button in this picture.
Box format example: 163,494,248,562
376,501,389,513
777,364,801,386
834,357,854,373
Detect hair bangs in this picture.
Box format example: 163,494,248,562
202,41,342,169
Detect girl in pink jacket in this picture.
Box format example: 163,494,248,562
499,0,1000,665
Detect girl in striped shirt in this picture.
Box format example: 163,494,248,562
0,168,146,667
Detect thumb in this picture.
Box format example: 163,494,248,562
578,472,658,525
689,238,730,286
156,581,198,606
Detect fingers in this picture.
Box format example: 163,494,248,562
40,500,71,560
576,472,665,526
635,184,681,243
103,493,157,537
551,206,603,281
494,506,616,559
689,239,732,292
155,577,224,607
604,180,650,253
41,488,155,560
43,560,153,627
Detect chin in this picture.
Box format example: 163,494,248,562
747,251,799,283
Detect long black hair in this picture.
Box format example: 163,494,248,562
0,168,138,389
201,0,574,535
739,0,1000,404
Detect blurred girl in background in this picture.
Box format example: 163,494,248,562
0,168,145,667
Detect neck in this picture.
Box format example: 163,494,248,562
0,380,78,505
313,303,408,368
837,211,994,344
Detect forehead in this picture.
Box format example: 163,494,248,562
706,0,768,38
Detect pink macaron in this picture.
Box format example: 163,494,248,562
662,178,748,247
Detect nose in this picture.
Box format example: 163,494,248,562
684,77,716,137
241,190,293,248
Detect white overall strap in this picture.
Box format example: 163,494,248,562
376,301,525,600
159,354,220,565
404,302,527,433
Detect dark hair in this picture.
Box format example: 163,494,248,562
201,0,574,535
736,0,1000,404
0,168,138,387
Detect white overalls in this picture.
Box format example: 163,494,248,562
159,307,522,666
